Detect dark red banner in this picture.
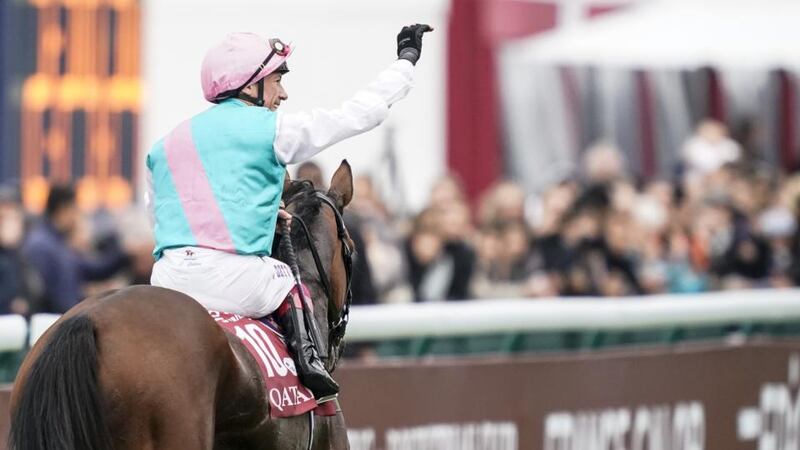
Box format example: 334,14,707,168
3,341,800,449
336,341,800,450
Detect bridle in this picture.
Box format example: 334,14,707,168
283,190,354,370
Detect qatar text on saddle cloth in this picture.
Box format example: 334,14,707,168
209,310,337,418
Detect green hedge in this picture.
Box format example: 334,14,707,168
372,322,800,358
0,350,26,383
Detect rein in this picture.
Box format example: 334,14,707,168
282,190,354,370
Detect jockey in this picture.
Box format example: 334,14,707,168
145,24,432,401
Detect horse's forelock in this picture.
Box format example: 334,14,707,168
283,180,323,236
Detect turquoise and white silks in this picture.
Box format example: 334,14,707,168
147,98,285,259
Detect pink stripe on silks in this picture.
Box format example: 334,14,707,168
164,120,236,252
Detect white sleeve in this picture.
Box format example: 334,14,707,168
274,59,414,165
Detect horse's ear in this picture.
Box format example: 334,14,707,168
283,170,291,194
327,160,353,209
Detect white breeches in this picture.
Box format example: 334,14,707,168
150,247,295,318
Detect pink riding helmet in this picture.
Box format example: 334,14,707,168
201,32,294,103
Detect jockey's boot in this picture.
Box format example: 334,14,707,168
277,296,339,402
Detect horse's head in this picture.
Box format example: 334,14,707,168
279,161,354,372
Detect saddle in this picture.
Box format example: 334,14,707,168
208,310,338,418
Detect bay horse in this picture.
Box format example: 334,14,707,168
9,161,355,450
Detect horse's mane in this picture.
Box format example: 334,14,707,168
279,180,323,252
283,179,322,219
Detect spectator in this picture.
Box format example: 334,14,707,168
665,228,707,293
477,180,526,227
349,174,410,303
757,204,796,286
471,220,549,298
601,212,644,295
545,209,602,295
681,119,741,179
0,186,43,315
351,174,391,220
697,199,772,286
296,161,326,189
22,184,130,313
404,208,474,301
582,142,627,185
632,191,670,293
529,181,578,236
429,174,466,210
344,213,378,305
115,207,156,285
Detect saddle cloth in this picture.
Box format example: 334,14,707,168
208,310,337,418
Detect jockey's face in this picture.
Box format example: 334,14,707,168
243,72,288,111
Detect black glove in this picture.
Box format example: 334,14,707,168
397,24,433,65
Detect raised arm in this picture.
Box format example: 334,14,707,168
273,60,413,165
273,24,433,165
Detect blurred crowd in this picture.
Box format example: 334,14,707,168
3,118,800,316
345,118,800,303
0,184,153,316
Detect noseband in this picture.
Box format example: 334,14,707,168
283,190,354,369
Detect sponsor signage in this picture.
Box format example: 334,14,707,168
2,341,800,449
336,341,800,450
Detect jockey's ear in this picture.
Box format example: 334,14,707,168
327,160,353,210
283,170,291,193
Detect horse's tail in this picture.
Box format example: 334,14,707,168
9,314,113,450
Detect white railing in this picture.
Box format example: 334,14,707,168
1,289,799,349
0,315,27,352
28,313,61,347
345,288,800,341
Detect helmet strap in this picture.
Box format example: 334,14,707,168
213,44,282,104
237,78,266,107
256,78,265,107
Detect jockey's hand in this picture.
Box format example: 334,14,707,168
397,24,433,65
278,201,292,232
